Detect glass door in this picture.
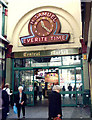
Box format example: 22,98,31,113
59,67,83,107
59,68,77,106
76,67,84,106
13,70,34,106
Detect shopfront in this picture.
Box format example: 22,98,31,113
12,48,84,107
7,0,85,107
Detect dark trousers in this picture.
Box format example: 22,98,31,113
17,104,25,118
39,92,42,100
2,107,8,120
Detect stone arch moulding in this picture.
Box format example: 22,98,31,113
12,6,81,52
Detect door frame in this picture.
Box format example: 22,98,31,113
59,66,84,107
12,60,35,106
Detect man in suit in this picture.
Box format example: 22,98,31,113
48,85,62,120
15,86,27,119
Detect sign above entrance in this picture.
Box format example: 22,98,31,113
20,11,70,46
14,48,79,58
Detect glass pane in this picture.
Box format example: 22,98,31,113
76,67,83,91
19,70,33,92
0,59,2,80
60,69,75,92
77,94,83,105
14,59,30,67
14,71,19,91
31,57,61,67
26,94,34,105
2,50,5,59
2,60,5,71
62,94,76,105
62,55,81,65
0,50,2,58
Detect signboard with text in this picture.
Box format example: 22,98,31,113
20,11,70,46
14,48,79,58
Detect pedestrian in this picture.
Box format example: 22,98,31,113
3,83,12,115
3,83,12,96
62,86,65,97
14,86,27,120
68,84,72,98
34,83,38,102
38,83,43,101
48,85,62,120
73,85,76,97
2,86,9,120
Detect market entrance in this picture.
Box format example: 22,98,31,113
33,67,83,107
33,68,59,105
12,55,84,107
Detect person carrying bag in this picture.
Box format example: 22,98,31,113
48,85,62,120
14,86,27,120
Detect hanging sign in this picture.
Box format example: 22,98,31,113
20,11,70,46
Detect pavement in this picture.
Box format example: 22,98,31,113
7,99,91,119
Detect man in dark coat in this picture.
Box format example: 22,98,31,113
2,88,9,120
48,85,62,120
15,86,27,119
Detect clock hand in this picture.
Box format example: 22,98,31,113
41,21,45,27
41,20,50,32
44,26,50,32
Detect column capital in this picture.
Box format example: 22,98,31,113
80,38,87,54
6,44,13,58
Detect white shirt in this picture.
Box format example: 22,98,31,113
3,88,12,95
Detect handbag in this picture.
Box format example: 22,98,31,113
13,105,17,114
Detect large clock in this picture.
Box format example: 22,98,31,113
20,11,70,46
33,17,54,37
28,11,61,37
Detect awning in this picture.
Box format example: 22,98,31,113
0,35,10,44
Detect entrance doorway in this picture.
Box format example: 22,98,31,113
59,67,83,106
12,55,84,106
13,70,34,106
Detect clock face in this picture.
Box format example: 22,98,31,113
28,11,61,37
20,11,70,46
32,17,54,37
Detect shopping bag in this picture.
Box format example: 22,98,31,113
13,105,17,114
53,117,62,120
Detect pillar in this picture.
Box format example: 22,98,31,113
80,39,90,106
6,45,13,89
89,62,92,117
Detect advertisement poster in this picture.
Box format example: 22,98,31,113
45,72,59,84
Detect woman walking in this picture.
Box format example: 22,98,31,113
48,85,62,120
15,86,27,120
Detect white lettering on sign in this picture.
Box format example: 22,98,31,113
51,49,69,55
30,11,57,25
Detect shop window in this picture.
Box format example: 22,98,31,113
0,49,5,82
14,71,19,91
31,57,61,67
14,59,30,67
59,69,75,91
62,55,81,65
